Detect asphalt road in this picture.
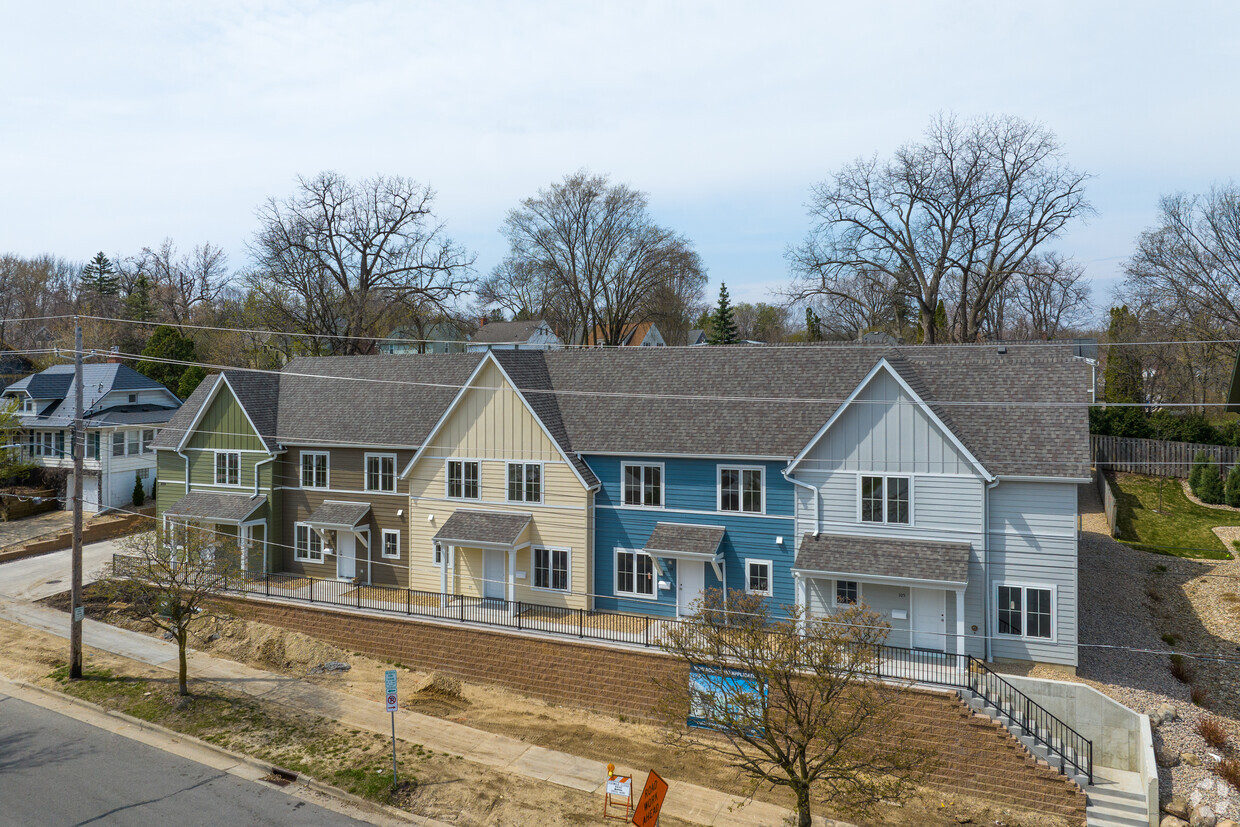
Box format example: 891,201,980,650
0,692,367,827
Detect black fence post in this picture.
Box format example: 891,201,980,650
309,578,314,603
406,588,411,615
578,607,584,637
356,582,362,610
516,601,522,631
265,572,270,597
459,594,465,623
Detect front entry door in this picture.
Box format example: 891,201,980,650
910,588,946,651
482,549,505,599
677,560,705,617
336,532,356,580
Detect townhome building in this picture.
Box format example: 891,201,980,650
3,363,182,511
151,345,1091,669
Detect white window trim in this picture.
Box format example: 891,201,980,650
614,547,658,600
718,464,766,515
213,449,242,486
300,450,331,489
380,529,401,560
745,558,773,597
620,462,665,509
294,522,324,563
505,461,544,504
531,545,571,593
444,457,482,500
832,579,862,607
433,541,443,566
856,473,913,525
364,452,398,493
993,582,1056,643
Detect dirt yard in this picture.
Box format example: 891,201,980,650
36,587,1075,827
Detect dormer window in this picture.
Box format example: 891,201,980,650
128,394,137,404
22,397,34,413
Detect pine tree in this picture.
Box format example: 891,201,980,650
123,273,156,322
708,283,738,345
1103,306,1144,404
132,471,146,507
805,307,823,342
81,252,119,298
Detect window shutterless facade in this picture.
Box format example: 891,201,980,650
141,429,155,454
719,466,764,513
294,523,323,562
835,580,859,605
365,453,396,493
446,460,480,499
615,548,656,598
995,584,1054,640
859,475,910,524
506,462,542,503
622,463,663,507
745,559,772,596
113,431,126,457
381,529,400,559
533,547,569,592
301,451,329,488
215,451,240,486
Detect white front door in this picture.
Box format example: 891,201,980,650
677,560,705,617
336,532,356,580
482,549,505,599
910,588,946,651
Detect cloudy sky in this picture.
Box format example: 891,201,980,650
3,1,1237,317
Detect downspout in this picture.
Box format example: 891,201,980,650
782,469,820,540
983,477,1001,662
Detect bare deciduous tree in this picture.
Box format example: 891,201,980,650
247,172,475,355
656,590,927,827
788,114,1091,343
127,239,231,327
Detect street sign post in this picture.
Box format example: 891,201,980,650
384,669,398,786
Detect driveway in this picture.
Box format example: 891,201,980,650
0,539,120,603
0,509,73,551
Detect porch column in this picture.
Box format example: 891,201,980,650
439,544,449,608
955,588,966,657
448,545,456,596
507,547,517,609
794,574,807,633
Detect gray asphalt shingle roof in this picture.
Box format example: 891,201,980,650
432,510,531,547
469,320,548,344
305,501,372,528
645,522,725,559
164,491,267,523
7,363,179,428
793,533,971,584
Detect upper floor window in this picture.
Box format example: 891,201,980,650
446,459,479,499
365,453,396,493
860,475,910,524
301,451,329,488
126,430,141,456
141,429,155,454
128,393,137,404
507,462,541,503
113,431,126,457
996,584,1053,640
622,463,662,508
21,397,34,413
720,466,764,513
215,451,240,486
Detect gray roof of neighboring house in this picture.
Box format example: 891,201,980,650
153,345,1092,480
644,522,725,559
164,491,267,523
305,500,372,529
686,329,706,345
84,405,180,427
432,510,531,547
6,363,179,428
469,320,548,344
793,533,971,585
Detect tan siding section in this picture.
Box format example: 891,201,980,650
407,360,591,609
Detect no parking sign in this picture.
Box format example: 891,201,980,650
385,669,398,711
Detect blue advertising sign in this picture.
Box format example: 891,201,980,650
687,665,766,730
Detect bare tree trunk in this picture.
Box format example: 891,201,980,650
178,632,189,696
794,783,812,827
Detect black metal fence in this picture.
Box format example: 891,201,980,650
110,554,1092,783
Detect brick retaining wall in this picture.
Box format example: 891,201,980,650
222,596,1087,823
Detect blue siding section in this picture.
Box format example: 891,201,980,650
586,456,796,617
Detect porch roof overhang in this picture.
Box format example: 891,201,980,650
164,491,266,525
643,522,726,580
433,509,531,550
792,533,970,587
304,500,372,531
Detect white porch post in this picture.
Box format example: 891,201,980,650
507,547,517,611
794,574,808,633
448,545,456,596
955,588,966,657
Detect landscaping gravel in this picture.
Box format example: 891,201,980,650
1021,484,1240,819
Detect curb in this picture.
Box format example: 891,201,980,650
0,675,437,826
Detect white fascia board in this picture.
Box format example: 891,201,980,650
790,567,967,590
995,474,1094,484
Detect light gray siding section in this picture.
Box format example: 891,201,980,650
987,481,1079,667
808,369,975,475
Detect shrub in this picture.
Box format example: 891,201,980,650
1227,465,1240,507
1199,717,1230,749
1190,451,1212,495
132,472,145,507
1162,633,1178,646
1170,654,1196,683
1200,462,1226,504
1192,686,1212,707
1219,758,1240,790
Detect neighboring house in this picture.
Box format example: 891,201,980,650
583,321,666,347
378,323,467,355
686,329,707,346
465,320,562,352
0,344,34,391
152,345,1091,669
3,363,182,511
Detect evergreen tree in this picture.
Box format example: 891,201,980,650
1225,464,1240,508
138,326,198,395
915,300,947,344
707,283,738,345
132,471,146,507
177,365,208,399
1190,451,1211,495
1103,306,1144,404
80,252,119,297
1199,458,1225,505
805,307,823,342
123,273,156,322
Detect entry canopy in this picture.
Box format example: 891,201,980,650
164,491,266,525
433,509,531,549
792,533,970,587
643,522,726,581
305,500,371,530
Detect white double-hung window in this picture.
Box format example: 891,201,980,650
533,547,569,592
294,523,323,562
859,475,910,524
995,584,1054,640
215,451,240,486
719,466,764,513
615,549,655,598
622,463,663,507
507,462,541,503
446,460,479,499
365,453,396,493
301,451,329,488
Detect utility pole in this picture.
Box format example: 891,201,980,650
70,318,84,679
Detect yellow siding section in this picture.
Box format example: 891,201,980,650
407,359,592,609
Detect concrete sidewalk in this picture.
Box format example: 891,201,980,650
0,597,841,826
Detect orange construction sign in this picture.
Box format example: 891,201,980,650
632,770,668,827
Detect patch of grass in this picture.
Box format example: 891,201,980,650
1220,758,1240,790
1192,686,1212,708
1162,633,1179,646
1169,654,1196,683
1112,473,1233,559
1198,717,1229,749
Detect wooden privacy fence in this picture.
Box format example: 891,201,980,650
1094,469,1118,537
1092,434,1240,478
